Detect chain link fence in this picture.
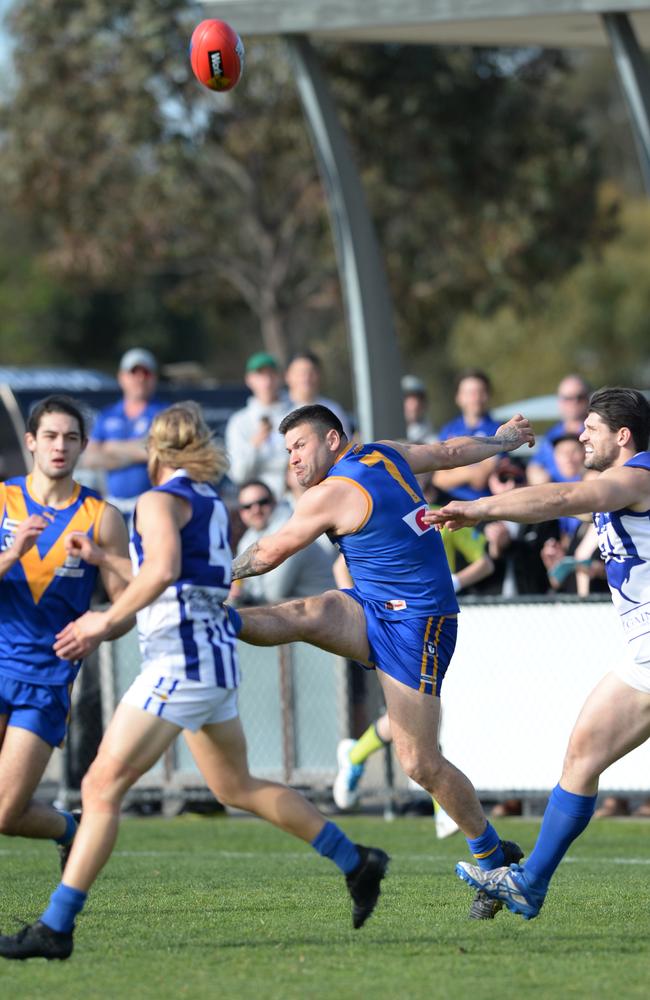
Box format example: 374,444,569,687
45,595,650,812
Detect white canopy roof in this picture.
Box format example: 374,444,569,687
201,2,650,49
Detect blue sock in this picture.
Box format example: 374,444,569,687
225,604,242,636
41,883,87,934
466,821,505,870
311,821,360,875
54,810,78,846
524,783,597,886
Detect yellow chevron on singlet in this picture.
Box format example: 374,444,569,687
3,480,105,605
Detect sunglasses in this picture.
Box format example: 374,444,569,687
559,393,587,402
239,497,272,511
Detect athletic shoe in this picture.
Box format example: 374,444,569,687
345,845,390,928
57,809,82,874
333,739,365,810
468,839,524,920
0,921,73,961
457,861,546,920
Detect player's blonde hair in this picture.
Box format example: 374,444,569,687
147,402,229,484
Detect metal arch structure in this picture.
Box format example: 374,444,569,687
286,36,403,440
202,2,650,435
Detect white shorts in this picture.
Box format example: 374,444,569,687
613,654,650,695
121,667,239,731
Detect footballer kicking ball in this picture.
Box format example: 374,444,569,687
189,19,245,92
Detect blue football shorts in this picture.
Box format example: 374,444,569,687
0,673,72,748
342,590,458,695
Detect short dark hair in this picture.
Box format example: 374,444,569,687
455,368,492,394
589,387,650,452
279,404,345,439
287,350,321,369
238,479,275,502
27,394,87,439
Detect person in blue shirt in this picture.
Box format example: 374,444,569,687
227,403,534,920
527,374,590,485
82,348,166,517
0,395,129,878
434,369,501,501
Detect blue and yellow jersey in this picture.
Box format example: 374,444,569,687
0,476,106,685
327,443,459,620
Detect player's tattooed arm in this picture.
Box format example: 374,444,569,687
232,542,275,580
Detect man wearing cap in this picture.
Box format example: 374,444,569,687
82,349,165,517
225,352,292,500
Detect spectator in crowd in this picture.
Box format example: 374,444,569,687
230,479,335,605
225,353,291,500
527,374,590,485
81,349,165,518
478,456,561,596
433,370,501,501
285,351,351,438
401,376,437,444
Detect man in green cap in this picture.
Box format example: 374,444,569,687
225,352,293,499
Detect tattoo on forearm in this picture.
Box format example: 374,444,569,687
232,543,271,580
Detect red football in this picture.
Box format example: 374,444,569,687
189,19,245,93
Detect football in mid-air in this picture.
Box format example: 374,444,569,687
189,19,244,92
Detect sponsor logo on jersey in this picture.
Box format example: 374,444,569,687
1,516,20,551
402,504,432,536
384,599,407,611
54,553,85,578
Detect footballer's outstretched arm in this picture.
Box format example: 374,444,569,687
232,484,339,580
426,465,650,531
387,413,534,476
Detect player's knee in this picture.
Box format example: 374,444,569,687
81,755,140,813
397,746,443,792
562,731,600,784
0,801,24,836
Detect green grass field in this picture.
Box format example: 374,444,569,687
1,814,650,999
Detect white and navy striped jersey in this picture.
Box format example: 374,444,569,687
130,470,239,687
594,452,650,656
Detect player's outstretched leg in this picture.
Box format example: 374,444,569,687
186,719,390,929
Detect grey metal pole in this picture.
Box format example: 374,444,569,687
603,12,650,195
286,34,405,440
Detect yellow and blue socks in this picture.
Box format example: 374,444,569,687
311,821,360,875
524,783,597,889
348,722,388,766
466,821,505,870
54,810,78,847
41,883,87,934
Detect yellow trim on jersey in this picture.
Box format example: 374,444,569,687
360,450,421,503
25,474,81,510
418,616,434,694
329,476,373,533
333,443,356,465
4,485,105,605
93,498,108,543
